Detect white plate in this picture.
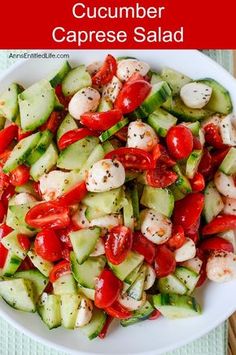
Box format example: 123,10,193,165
0,50,236,355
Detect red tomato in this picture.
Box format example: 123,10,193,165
199,236,234,254
35,229,63,262
190,172,205,192
166,125,193,160
202,215,236,235
167,225,186,250
0,244,8,268
81,109,123,131
105,226,133,265
198,149,213,178
98,316,113,339
32,181,42,199
132,232,156,264
18,129,33,141
211,147,230,170
0,224,13,239
57,181,87,207
126,73,145,83
0,169,10,199
55,84,70,107
18,256,35,271
40,112,62,134
115,80,151,114
58,128,98,150
152,144,176,167
95,269,122,309
17,234,31,251
57,223,79,249
0,201,6,223
154,245,176,278
0,125,18,154
146,162,178,188
26,201,70,230
204,123,226,149
61,248,72,261
9,165,30,186
149,309,161,320
114,125,128,142
49,260,71,283
173,193,204,232
105,301,132,320
105,147,154,170
192,136,202,150
92,54,117,86
187,231,199,244
185,217,201,237
1,184,15,208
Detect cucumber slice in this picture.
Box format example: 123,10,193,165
158,275,187,295
49,61,71,87
62,65,92,96
54,94,64,111
182,121,200,136
57,113,77,142
148,108,177,137
185,149,203,179
26,130,53,165
123,193,135,231
3,132,41,173
53,273,77,295
69,227,101,264
78,285,95,301
7,203,38,236
37,293,61,329
0,278,36,312
198,78,233,114
108,251,144,281
30,143,58,181
219,147,236,175
0,83,23,121
150,72,163,85
161,68,192,95
102,141,114,154
28,250,53,277
129,183,140,230
1,230,27,259
141,186,174,218
203,181,224,222
15,181,39,198
152,293,201,319
99,118,129,143
61,294,81,329
162,96,210,122
83,187,124,214
57,136,99,170
19,80,55,132
169,184,186,201
14,270,48,300
125,264,142,285
81,308,106,340
127,264,147,300
174,266,200,295
2,252,21,277
120,300,154,327
85,207,107,222
98,98,113,112
125,171,140,183
173,165,192,195
70,252,106,289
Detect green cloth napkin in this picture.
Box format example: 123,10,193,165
0,50,232,355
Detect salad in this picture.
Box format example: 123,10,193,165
0,54,236,340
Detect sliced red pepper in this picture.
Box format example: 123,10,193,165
80,109,123,131
202,215,236,235
0,125,18,154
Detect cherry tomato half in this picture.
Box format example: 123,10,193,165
105,147,154,170
57,223,79,249
0,201,6,223
0,169,10,198
49,260,71,283
167,225,186,250
0,125,18,154
9,165,30,187
0,243,8,268
190,172,205,192
105,301,132,320
202,215,236,235
26,201,70,230
173,193,204,232
0,224,13,239
57,181,87,207
34,229,63,262
40,112,62,134
17,234,31,251
58,128,97,150
18,256,35,271
18,129,33,141
81,109,123,131
132,232,156,264
203,123,226,149
95,269,122,309
105,226,133,265
146,162,178,188
114,125,128,142
149,309,161,320
155,245,176,278
1,184,15,208
166,125,193,160
199,236,234,254
92,54,117,86
115,80,151,114
198,149,213,178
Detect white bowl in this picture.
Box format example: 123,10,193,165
0,50,236,355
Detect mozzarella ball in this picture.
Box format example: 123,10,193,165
75,298,93,327
181,257,203,274
180,82,212,109
223,197,236,216
13,192,37,205
86,61,102,76
127,121,158,152
102,76,122,103
86,159,125,192
144,265,156,290
174,238,196,262
68,87,100,120
72,205,90,229
140,209,172,245
206,251,236,282
118,292,146,311
39,170,70,201
117,59,150,81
